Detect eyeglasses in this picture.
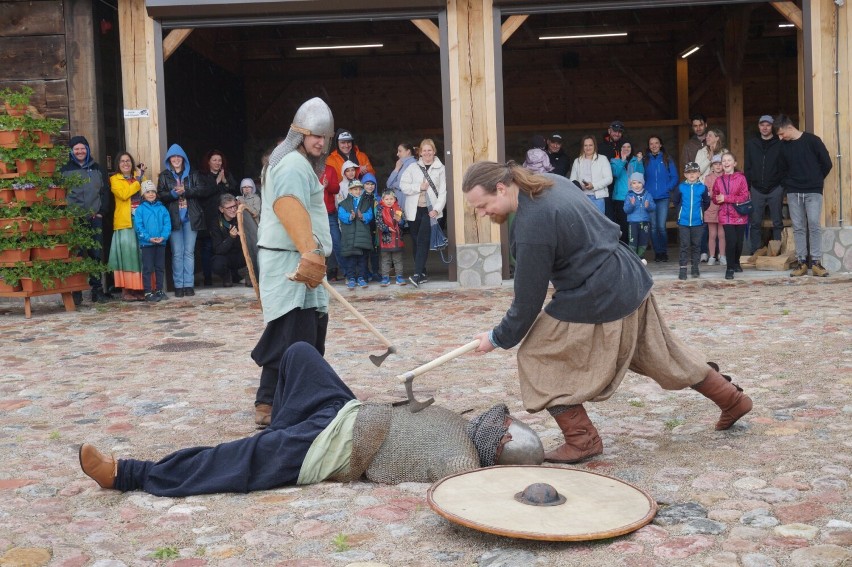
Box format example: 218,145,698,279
223,204,238,211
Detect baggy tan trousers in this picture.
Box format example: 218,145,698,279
517,293,710,412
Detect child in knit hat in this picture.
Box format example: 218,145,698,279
134,180,172,301
622,172,656,265
522,148,554,174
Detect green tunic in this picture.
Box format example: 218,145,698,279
257,151,333,324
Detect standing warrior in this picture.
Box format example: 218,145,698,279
462,161,753,464
251,98,335,428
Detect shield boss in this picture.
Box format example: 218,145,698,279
427,465,656,541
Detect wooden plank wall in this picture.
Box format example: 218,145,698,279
0,0,69,130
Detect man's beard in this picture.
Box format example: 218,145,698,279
489,213,508,225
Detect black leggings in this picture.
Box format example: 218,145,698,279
723,224,746,269
409,206,431,276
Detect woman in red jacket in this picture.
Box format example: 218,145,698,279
711,151,750,279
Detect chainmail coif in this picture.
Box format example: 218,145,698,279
465,404,510,467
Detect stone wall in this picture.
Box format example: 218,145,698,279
823,228,852,273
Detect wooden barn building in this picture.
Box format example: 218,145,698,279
2,0,850,282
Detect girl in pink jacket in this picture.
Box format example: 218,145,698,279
711,151,750,279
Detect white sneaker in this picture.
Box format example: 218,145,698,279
700,253,709,263
707,257,716,266
719,256,727,266
641,258,647,266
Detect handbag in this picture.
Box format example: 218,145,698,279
420,165,453,263
722,175,753,216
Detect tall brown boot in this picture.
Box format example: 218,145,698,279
254,403,272,428
692,364,753,430
544,405,603,464
79,444,117,489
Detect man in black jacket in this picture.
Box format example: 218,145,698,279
744,116,785,253
545,133,569,177
208,194,247,286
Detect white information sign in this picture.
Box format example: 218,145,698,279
123,109,150,119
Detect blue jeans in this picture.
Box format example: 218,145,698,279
587,195,605,214
170,221,197,289
648,198,669,255
787,192,824,261
328,213,346,274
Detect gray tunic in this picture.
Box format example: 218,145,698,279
493,174,653,349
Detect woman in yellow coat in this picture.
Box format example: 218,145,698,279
108,152,146,301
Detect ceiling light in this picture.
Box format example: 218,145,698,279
539,32,627,41
296,43,383,51
778,23,795,28
680,45,701,59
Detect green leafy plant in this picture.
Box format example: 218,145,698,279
0,236,25,252
48,431,61,441
0,86,33,109
25,202,73,224
22,115,64,136
0,265,24,287
0,114,25,132
665,418,684,430
150,546,179,560
629,400,645,408
0,201,26,219
332,533,350,552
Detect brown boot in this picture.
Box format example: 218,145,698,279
254,403,272,428
544,405,603,464
692,364,753,430
79,444,117,489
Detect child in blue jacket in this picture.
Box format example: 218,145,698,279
134,181,172,301
671,162,711,280
622,172,656,264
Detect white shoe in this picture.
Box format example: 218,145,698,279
719,256,727,266
707,257,716,266
700,253,709,263
641,258,647,266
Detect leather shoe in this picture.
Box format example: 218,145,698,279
174,288,185,297
185,287,195,296
79,444,116,489
255,403,272,428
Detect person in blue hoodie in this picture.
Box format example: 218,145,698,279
134,181,172,302
60,135,111,304
642,136,679,262
360,172,381,281
609,140,644,243
337,180,374,289
671,162,711,280
622,172,656,264
156,144,213,297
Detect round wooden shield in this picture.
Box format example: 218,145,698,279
427,465,657,541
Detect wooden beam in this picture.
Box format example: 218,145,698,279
411,19,440,47
771,1,803,30
64,0,100,160
163,28,193,61
676,58,689,167
501,15,527,45
724,8,751,166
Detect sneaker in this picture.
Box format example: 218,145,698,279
409,274,422,288
811,262,829,277
692,266,700,278
372,274,383,283
733,266,743,273
144,292,160,302
174,288,185,298
380,276,390,287
641,258,647,266
719,256,727,266
155,289,169,300
700,253,709,263
790,261,808,277
184,287,195,296
419,273,429,284
678,267,687,281
707,257,717,266
396,275,407,286
725,269,734,280
347,278,356,289
660,254,669,262
357,277,368,288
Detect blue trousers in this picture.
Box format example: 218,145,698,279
648,198,669,255
115,343,355,496
169,221,197,289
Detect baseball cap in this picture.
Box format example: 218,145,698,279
610,120,625,132
684,161,701,172
758,115,774,125
549,133,563,141
337,131,354,141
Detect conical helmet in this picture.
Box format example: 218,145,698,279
290,97,334,138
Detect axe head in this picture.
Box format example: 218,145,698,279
369,345,396,367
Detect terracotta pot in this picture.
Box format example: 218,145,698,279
13,189,43,205
47,186,66,202
0,160,13,175
0,129,20,148
14,159,36,175
36,158,57,176
0,216,30,235
0,280,22,293
21,273,88,292
20,277,60,293
30,244,70,261
4,103,26,117
31,130,52,147
61,273,89,288
0,247,31,265
31,217,72,235
0,188,13,203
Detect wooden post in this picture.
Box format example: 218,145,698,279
64,0,101,157
446,0,500,246
676,58,689,163
118,0,164,179
723,8,750,167
411,19,440,47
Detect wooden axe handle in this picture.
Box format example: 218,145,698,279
397,340,480,382
321,279,393,348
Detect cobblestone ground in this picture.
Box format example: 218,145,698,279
1,272,851,567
